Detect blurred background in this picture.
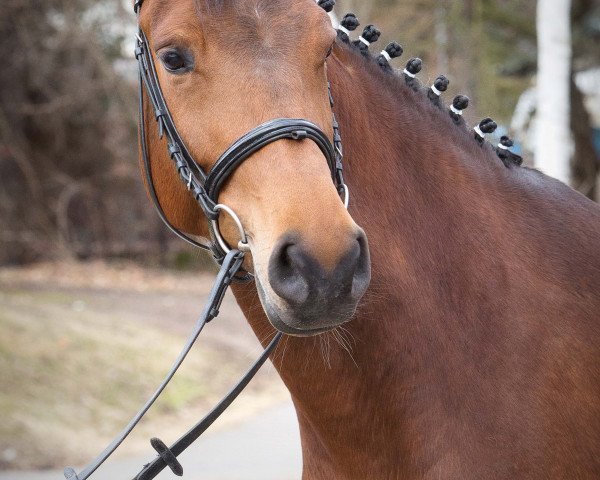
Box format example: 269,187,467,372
0,0,599,478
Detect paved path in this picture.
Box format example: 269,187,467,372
0,403,302,480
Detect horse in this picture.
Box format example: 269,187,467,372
137,0,600,478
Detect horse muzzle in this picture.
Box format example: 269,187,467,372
257,230,371,336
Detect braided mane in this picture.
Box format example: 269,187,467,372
331,7,524,169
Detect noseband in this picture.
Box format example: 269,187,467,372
135,9,347,264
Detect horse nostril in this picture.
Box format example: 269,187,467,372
327,230,370,301
268,231,371,310
351,230,370,299
268,239,311,305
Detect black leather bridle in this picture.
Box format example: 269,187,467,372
63,1,347,479
134,5,347,264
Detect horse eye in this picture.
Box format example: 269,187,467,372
160,50,189,73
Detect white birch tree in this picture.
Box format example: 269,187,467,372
535,0,573,184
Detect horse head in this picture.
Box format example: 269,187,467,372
138,0,371,336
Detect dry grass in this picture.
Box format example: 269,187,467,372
0,261,287,470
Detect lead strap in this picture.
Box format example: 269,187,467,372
132,331,283,480
64,250,249,480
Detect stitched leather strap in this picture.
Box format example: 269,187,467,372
205,118,336,202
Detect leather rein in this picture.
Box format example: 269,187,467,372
64,1,346,479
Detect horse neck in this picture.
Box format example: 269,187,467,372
232,44,592,474
325,44,521,356
233,43,514,428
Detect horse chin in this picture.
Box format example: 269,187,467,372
254,275,350,337
267,310,340,337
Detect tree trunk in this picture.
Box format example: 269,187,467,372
535,0,573,184
434,6,449,74
570,74,599,201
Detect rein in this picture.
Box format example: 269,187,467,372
64,1,347,478
65,251,281,480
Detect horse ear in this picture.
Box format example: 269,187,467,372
403,58,422,91
474,117,497,145
376,42,403,72
449,95,469,124
337,13,359,43
427,75,449,108
353,25,381,55
317,0,335,13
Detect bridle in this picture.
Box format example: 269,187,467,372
63,1,347,479
134,5,347,265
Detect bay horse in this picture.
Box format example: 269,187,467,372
138,0,600,478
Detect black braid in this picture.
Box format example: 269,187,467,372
427,75,449,108
496,136,523,168
449,95,469,125
376,42,403,72
403,58,422,91
474,117,497,145
322,9,532,171
500,136,513,148
352,25,380,56
317,0,335,12
332,13,523,168
337,13,359,44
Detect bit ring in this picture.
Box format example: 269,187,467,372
341,184,349,209
211,204,250,253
